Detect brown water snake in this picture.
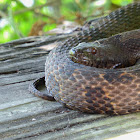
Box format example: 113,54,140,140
29,3,140,115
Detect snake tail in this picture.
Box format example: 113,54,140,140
29,77,55,101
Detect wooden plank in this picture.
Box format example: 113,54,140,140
0,36,140,140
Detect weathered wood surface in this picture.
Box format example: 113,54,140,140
0,35,140,140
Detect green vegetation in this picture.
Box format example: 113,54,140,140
0,0,135,43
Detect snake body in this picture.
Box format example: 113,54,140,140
29,3,140,115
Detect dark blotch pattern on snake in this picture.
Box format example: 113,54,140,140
29,3,140,115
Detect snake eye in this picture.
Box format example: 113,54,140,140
90,48,97,55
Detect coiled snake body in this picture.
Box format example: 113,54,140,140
29,3,140,115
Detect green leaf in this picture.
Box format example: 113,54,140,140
111,0,133,6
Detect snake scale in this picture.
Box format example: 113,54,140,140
29,3,140,115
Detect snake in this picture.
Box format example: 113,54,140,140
29,3,140,115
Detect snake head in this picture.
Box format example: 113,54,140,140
69,41,137,69
69,42,109,68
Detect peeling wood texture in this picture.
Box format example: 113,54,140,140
0,35,140,140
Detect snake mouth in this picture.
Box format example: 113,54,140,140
69,51,123,69
69,42,138,69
